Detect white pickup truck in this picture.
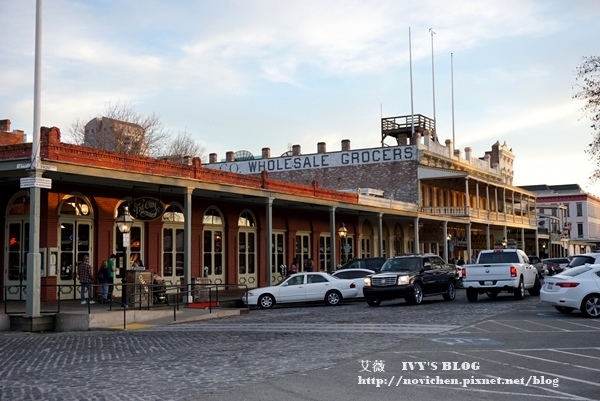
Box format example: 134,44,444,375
459,249,541,302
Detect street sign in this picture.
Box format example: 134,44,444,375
16,162,58,171
20,177,52,189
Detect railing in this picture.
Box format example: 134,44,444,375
3,281,248,329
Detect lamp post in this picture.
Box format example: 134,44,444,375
501,237,507,249
116,205,133,308
337,222,348,269
446,233,452,262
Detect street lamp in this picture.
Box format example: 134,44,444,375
116,205,133,308
446,233,452,262
337,222,348,267
501,237,507,248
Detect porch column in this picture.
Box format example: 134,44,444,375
467,223,472,263
266,197,274,285
413,217,420,253
486,224,491,249
464,177,470,215
475,181,480,218
183,188,193,302
329,206,337,271
378,213,384,257
443,220,449,262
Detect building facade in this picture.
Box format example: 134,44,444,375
1,114,538,303
520,184,600,257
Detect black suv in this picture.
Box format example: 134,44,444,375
362,254,458,306
337,257,387,272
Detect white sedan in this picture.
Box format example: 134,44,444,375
331,268,375,298
242,272,358,309
540,264,600,318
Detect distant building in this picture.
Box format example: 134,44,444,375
0,119,25,145
84,117,147,156
520,184,600,256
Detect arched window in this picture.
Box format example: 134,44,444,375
203,207,224,283
162,204,185,281
5,193,30,298
58,195,94,299
238,210,257,286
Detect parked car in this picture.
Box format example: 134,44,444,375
336,257,386,272
242,272,358,309
540,264,600,318
565,253,600,270
362,254,459,306
542,257,571,276
528,255,547,277
331,268,375,298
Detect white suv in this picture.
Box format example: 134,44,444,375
565,253,600,270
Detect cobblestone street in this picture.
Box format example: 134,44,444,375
0,291,560,400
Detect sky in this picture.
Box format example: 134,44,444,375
2,0,600,194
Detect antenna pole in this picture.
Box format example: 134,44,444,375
409,27,414,137
451,52,456,154
429,28,436,136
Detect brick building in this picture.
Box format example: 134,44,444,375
0,114,538,303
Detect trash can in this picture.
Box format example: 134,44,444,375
126,270,152,306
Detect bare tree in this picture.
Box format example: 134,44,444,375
574,56,600,181
165,129,206,161
65,101,170,157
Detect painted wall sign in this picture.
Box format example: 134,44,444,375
129,197,165,221
204,145,417,174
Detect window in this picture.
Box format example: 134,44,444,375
238,211,257,285
319,235,331,272
577,203,583,217
203,207,224,282
307,274,327,284
296,233,310,271
578,223,584,238
272,232,285,282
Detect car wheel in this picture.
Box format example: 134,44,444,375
325,290,342,306
514,278,525,300
406,283,423,305
581,294,600,318
442,281,456,301
528,276,541,296
554,306,574,314
485,290,499,298
258,294,275,309
366,298,381,307
466,288,478,302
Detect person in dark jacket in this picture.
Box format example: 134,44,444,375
97,260,110,303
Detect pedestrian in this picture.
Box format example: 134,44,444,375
107,254,117,301
290,258,299,275
97,260,110,303
305,258,314,272
77,255,95,304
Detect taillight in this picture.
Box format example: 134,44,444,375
556,282,579,288
510,266,517,277
461,268,466,278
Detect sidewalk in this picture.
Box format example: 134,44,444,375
1,297,249,332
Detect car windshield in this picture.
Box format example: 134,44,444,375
558,265,594,277
380,258,420,272
567,256,597,268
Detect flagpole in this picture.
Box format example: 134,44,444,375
451,52,456,154
429,28,436,136
409,27,414,137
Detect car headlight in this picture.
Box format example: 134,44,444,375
364,277,371,286
397,276,409,285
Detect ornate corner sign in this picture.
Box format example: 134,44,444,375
129,197,165,221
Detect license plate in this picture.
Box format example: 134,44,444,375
484,281,493,286
547,283,553,289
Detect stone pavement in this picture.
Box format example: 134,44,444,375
1,297,249,332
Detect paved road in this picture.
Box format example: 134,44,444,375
1,289,599,400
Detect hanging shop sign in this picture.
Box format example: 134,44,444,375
129,197,165,221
